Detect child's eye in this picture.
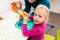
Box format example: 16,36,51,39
39,15,42,17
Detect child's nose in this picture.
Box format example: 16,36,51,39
35,16,38,19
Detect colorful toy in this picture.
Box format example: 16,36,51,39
0,17,3,20
11,1,34,30
11,1,27,17
15,10,34,30
15,19,34,30
11,1,22,12
17,10,27,16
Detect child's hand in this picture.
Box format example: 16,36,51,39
23,16,28,24
24,11,30,17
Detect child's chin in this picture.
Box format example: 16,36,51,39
34,22,39,24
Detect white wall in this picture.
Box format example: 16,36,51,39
50,0,60,13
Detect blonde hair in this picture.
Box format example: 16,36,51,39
35,4,50,23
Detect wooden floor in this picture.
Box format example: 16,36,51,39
46,11,60,37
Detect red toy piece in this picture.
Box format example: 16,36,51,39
0,17,3,20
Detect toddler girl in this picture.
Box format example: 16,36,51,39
22,4,50,40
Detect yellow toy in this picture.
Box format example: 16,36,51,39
56,29,60,40
17,10,27,16
44,34,55,40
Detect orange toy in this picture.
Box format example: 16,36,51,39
0,17,3,20
11,1,22,12
11,2,17,12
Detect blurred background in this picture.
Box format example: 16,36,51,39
0,0,60,40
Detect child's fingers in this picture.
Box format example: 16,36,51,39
23,16,28,21
23,16,28,24
24,11,30,17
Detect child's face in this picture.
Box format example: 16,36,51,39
28,0,36,3
33,8,47,24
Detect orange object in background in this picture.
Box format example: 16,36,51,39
0,17,3,20
11,2,17,12
11,1,22,12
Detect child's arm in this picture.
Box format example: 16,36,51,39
29,15,33,20
22,24,43,36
